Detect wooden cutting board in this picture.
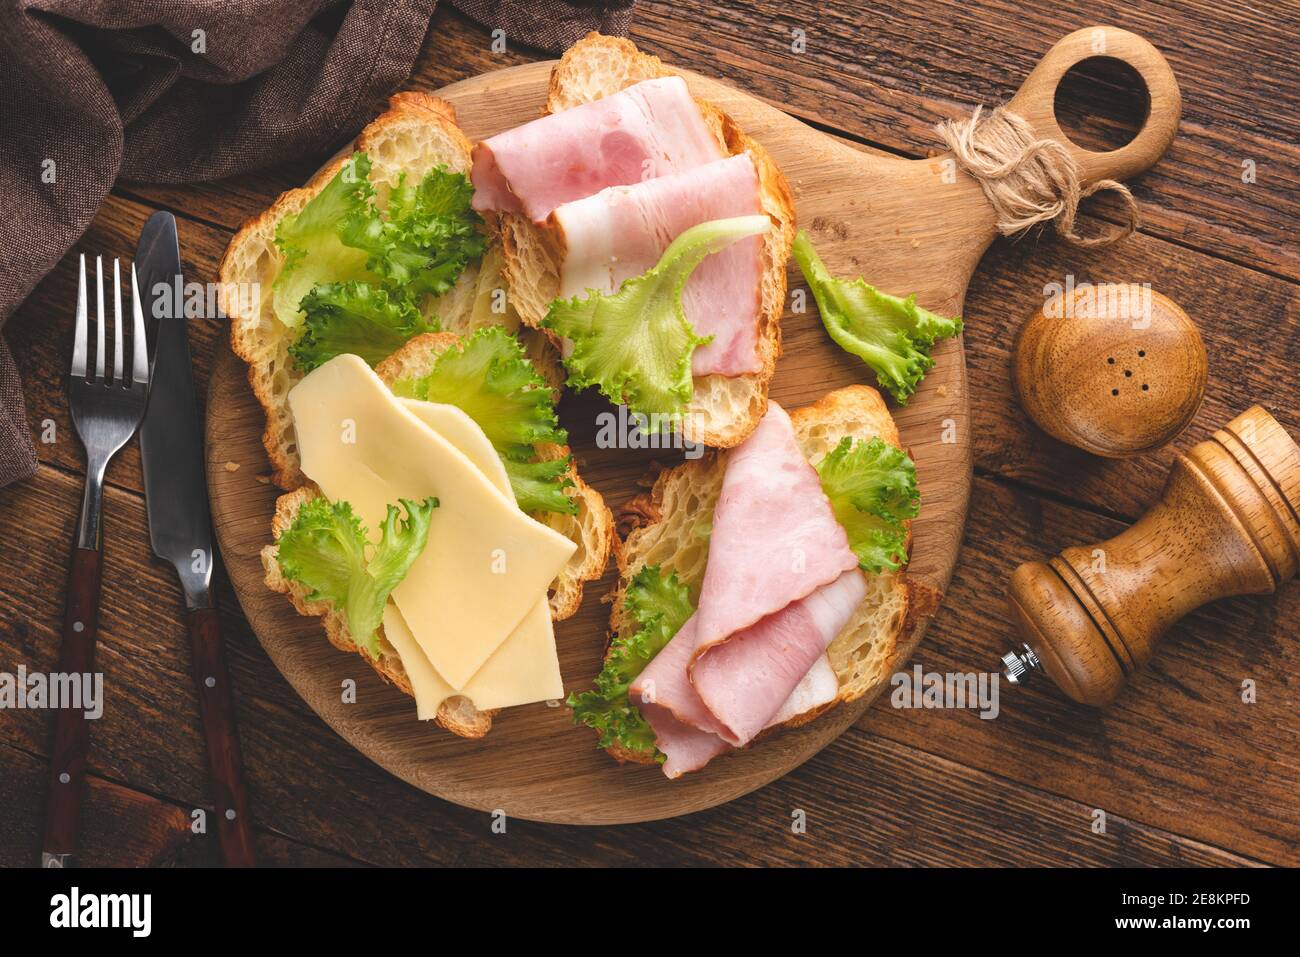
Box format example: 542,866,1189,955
206,26,1178,824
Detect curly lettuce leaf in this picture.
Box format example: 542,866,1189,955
339,166,486,299
289,281,437,372
273,154,379,328
793,230,962,404
274,153,485,366
542,215,770,418
392,326,575,515
567,565,695,758
501,457,576,517
815,436,919,573
276,496,437,658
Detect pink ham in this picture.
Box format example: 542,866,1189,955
629,616,732,780
630,616,727,739
635,707,732,781
470,76,723,223
692,569,866,746
633,576,864,779
694,402,859,651
768,655,841,727
630,403,866,777
551,154,766,376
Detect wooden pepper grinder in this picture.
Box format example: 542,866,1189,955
1002,406,1300,706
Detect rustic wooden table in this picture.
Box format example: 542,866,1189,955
1,1,1296,867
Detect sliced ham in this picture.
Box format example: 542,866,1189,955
768,655,841,727
630,403,866,777
631,615,727,739
551,154,766,376
633,577,862,778
630,615,732,780
692,569,866,746
695,402,859,650
470,76,723,223
636,705,732,782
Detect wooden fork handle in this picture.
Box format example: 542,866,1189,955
41,546,103,868
187,606,257,867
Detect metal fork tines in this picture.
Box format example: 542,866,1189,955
69,254,151,550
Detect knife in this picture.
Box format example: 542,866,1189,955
137,212,256,867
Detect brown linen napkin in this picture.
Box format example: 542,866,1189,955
0,343,34,486
0,0,634,488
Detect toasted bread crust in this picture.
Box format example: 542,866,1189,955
599,385,913,766
221,148,355,490
495,32,796,450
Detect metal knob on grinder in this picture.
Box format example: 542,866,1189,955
1001,406,1300,706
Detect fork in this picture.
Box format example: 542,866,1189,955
40,255,150,869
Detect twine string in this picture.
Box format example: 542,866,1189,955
935,105,1139,248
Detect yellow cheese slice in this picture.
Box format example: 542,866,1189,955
289,355,575,688
400,400,509,491
381,603,452,721
456,599,562,708
382,600,563,714
389,398,563,713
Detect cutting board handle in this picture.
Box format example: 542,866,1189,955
1006,26,1181,188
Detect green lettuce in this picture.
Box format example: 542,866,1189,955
339,167,486,299
499,457,575,518
793,230,962,403
542,215,770,419
273,154,378,329
272,152,485,367
392,326,575,515
567,565,694,758
815,436,919,572
289,281,437,372
276,495,437,658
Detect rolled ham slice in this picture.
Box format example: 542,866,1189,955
768,655,842,727
551,154,765,376
694,403,859,648
692,569,866,746
630,403,865,777
470,76,723,223
630,615,732,780
632,574,864,779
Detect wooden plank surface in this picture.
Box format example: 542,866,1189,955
629,0,1300,281
0,1,1296,865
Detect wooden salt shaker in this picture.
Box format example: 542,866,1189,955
1002,406,1300,706
1014,285,1207,457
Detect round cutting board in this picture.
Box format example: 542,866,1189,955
208,62,975,824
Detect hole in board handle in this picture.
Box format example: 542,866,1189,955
1053,57,1151,154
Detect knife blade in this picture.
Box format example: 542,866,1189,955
137,212,213,609
136,211,256,867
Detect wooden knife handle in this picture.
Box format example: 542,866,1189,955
187,606,257,867
1006,25,1182,188
41,546,103,868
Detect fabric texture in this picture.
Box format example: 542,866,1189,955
0,0,633,487
0,339,35,486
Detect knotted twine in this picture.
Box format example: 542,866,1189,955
935,105,1139,247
